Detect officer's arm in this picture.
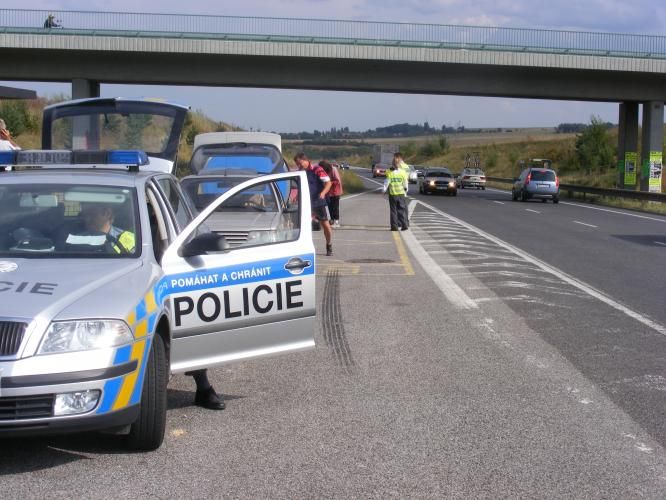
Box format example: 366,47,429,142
382,177,389,193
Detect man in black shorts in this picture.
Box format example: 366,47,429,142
294,152,333,256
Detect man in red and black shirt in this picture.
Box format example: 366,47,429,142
294,152,333,256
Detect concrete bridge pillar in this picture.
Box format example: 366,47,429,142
71,78,100,99
617,102,639,189
640,101,664,193
71,79,100,149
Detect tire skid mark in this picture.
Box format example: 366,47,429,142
321,268,355,373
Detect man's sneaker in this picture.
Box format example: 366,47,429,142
194,386,225,410
332,220,341,228
326,244,333,256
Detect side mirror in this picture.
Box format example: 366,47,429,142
178,232,229,258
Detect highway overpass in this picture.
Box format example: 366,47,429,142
0,8,664,190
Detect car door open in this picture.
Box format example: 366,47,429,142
160,171,315,373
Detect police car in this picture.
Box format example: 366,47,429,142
0,100,315,451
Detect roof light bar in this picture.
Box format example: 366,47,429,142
0,149,150,171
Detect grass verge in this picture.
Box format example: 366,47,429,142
341,169,366,195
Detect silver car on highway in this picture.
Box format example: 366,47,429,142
512,167,560,203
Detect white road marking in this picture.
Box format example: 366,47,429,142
414,199,666,337
573,220,598,228
493,201,505,205
526,209,541,214
655,242,666,247
341,187,382,201
561,201,666,223
402,204,478,310
488,186,666,223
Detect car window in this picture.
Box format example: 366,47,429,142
0,183,140,258
156,177,193,231
531,170,556,181
186,177,301,250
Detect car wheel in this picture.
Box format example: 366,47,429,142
512,189,517,201
542,198,547,203
126,334,167,451
553,196,559,204
452,190,457,197
482,186,486,190
520,190,528,202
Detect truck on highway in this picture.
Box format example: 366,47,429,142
373,144,399,167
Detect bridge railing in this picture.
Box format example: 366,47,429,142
1,9,666,59
487,176,666,202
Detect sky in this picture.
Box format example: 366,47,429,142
2,0,665,133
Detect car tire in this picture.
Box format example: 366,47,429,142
542,198,547,203
452,191,457,197
520,190,528,202
553,197,559,204
512,189,518,201
126,334,167,451
482,187,486,190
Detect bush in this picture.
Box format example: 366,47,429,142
0,100,38,136
575,116,615,172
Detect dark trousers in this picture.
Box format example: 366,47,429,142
328,195,340,220
388,194,408,229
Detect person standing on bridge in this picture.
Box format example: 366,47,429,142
383,157,409,231
295,152,334,256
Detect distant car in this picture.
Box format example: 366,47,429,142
512,167,560,203
407,166,418,184
457,168,486,189
339,162,350,170
419,168,457,196
372,164,388,178
413,166,427,178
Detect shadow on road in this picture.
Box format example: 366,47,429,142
612,234,666,247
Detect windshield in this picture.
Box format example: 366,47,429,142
180,177,281,213
0,184,140,258
42,100,187,161
190,144,286,175
428,171,452,178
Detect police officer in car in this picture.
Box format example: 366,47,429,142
80,203,225,409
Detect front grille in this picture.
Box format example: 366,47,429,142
219,231,249,247
0,321,27,356
0,395,54,421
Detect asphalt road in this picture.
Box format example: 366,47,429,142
2,172,666,498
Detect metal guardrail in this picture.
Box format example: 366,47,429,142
0,9,665,60
487,176,666,203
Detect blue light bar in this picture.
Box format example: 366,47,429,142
107,150,149,166
0,151,17,165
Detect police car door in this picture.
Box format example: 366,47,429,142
160,171,315,373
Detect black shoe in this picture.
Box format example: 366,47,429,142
401,227,409,231
326,244,333,256
194,386,225,410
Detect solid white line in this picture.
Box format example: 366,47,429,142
655,242,666,247
573,220,598,228
526,209,541,214
559,201,666,223
341,188,382,201
415,199,666,336
364,176,385,187
402,201,477,310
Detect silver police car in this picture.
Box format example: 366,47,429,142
0,100,315,451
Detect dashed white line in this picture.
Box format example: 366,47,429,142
526,209,541,214
573,220,598,228
493,201,505,205
655,242,666,247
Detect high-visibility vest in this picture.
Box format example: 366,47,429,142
398,160,411,177
387,169,407,196
108,226,136,253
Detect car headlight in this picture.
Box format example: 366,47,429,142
429,181,435,186
247,230,278,244
38,320,134,355
449,181,455,187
